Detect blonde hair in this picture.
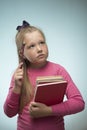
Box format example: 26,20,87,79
15,25,46,113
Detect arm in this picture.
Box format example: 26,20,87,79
29,67,85,118
3,78,21,117
51,69,85,116
4,89,20,117
29,78,85,118
3,63,23,117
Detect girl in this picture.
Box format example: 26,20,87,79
4,20,85,130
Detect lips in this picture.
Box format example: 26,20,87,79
37,54,45,58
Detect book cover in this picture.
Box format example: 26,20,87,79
34,76,67,106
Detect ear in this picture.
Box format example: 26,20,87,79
19,50,27,59
19,50,23,58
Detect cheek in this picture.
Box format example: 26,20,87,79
24,51,36,62
45,46,48,55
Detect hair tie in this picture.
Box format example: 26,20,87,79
16,20,30,31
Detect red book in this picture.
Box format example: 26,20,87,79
34,76,67,106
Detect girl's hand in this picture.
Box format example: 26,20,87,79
13,62,24,93
29,102,52,118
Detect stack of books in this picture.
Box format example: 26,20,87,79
34,76,67,106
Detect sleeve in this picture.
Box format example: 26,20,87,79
51,66,85,116
3,76,20,117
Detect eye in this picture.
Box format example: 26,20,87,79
27,44,35,49
39,41,45,45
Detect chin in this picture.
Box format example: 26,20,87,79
36,60,47,65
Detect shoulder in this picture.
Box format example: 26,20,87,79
47,61,65,70
48,61,71,79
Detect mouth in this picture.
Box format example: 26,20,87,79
37,54,45,58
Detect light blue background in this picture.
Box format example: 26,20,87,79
0,0,87,130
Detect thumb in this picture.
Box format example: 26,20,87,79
30,102,40,107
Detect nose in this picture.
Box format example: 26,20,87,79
36,45,42,52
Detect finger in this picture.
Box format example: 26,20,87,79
29,104,32,111
31,102,44,107
14,71,23,81
15,70,23,77
18,62,23,69
30,102,38,107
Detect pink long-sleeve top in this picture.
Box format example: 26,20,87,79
4,61,85,130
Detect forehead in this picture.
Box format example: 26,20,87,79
23,31,44,43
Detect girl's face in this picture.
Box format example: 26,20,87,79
23,31,48,68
